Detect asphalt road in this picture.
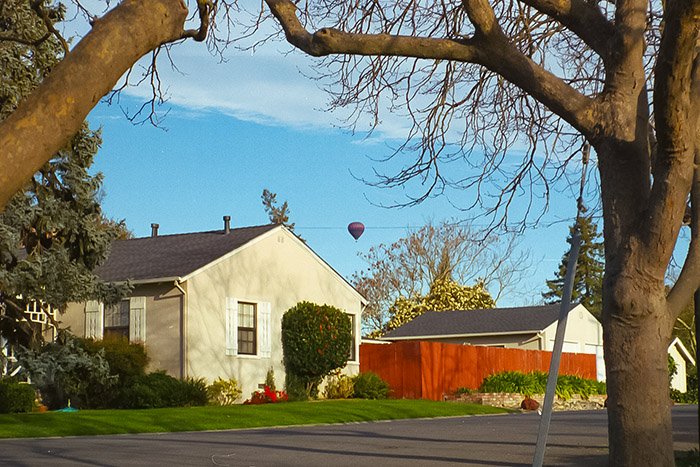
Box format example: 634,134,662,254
0,406,697,466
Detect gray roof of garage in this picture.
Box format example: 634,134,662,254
382,304,577,339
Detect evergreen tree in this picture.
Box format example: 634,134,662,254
0,0,128,350
261,189,294,231
543,214,604,318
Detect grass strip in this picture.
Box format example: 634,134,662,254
0,399,507,439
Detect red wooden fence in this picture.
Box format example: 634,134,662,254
360,341,597,401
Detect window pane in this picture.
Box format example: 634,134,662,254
238,329,255,355
105,301,129,328
237,303,256,355
238,303,255,328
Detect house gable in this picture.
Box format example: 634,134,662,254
181,226,365,304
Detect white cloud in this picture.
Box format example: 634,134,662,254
116,38,415,141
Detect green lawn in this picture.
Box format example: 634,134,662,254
0,399,507,439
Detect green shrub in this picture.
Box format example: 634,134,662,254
18,333,116,409
479,371,605,399
0,379,36,413
556,374,605,400
671,365,698,404
207,378,243,406
265,368,277,392
178,377,208,406
352,372,390,399
118,372,208,409
281,301,352,399
479,371,546,396
454,387,474,396
324,372,355,399
118,381,161,409
79,336,149,384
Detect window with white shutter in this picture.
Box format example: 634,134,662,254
85,300,103,339
258,302,271,358
129,297,146,343
347,313,356,362
225,297,238,355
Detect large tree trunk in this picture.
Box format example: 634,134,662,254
603,274,674,466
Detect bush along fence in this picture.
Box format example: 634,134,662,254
360,341,597,401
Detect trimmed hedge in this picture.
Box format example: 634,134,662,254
282,301,352,400
118,372,208,409
0,379,36,413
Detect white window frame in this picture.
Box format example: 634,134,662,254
225,298,271,358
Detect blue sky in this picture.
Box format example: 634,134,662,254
85,38,587,308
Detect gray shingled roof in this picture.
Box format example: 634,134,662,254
95,224,279,282
382,304,575,339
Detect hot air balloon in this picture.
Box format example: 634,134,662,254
347,222,365,240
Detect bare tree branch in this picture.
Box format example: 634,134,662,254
668,41,700,317
265,0,597,144
182,0,213,42
647,0,700,311
266,0,480,60
517,0,614,56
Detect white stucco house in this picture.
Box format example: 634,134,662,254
60,218,365,397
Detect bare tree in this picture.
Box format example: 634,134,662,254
352,220,530,333
0,0,698,464
262,2,700,465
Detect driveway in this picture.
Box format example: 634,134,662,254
0,406,697,466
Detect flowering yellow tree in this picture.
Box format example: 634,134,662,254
378,279,495,336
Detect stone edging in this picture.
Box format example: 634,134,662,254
450,392,606,411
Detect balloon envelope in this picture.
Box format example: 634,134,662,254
347,222,365,240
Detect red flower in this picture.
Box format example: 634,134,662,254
243,386,288,405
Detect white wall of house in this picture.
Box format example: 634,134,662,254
183,227,362,398
668,338,695,393
669,344,688,393
541,304,605,381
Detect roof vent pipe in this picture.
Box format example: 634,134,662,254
151,223,159,237
223,216,231,234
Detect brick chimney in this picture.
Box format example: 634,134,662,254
223,216,231,234
151,223,159,237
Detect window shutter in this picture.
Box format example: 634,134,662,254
258,302,272,358
225,297,238,356
85,300,103,339
129,297,146,343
